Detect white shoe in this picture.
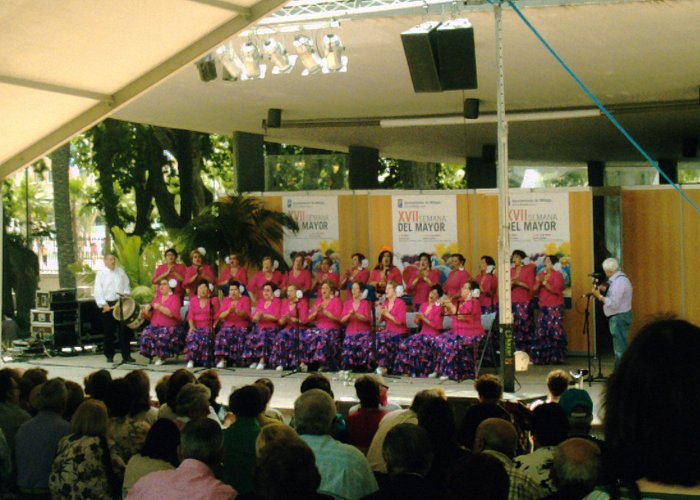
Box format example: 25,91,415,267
249,362,258,369
428,372,439,378
216,360,226,369
276,365,284,371
155,358,164,366
300,363,309,373
186,360,194,369
256,362,266,370
439,375,449,381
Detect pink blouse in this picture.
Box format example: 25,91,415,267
310,297,343,330
184,265,217,297
535,270,565,307
341,268,370,288
315,271,340,295
407,269,441,307
147,294,182,328
511,264,536,304
369,267,403,290
249,271,284,300
217,296,252,328
451,298,483,337
342,299,372,335
282,269,313,294
476,272,499,309
380,298,408,335
188,296,220,329
444,269,472,300
417,302,443,336
279,299,309,329
152,263,187,297
253,298,282,329
218,266,248,287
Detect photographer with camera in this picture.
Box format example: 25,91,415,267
590,258,632,369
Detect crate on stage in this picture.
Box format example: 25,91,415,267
30,323,55,339
36,291,50,310
30,289,80,351
35,289,77,310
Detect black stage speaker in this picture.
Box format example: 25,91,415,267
267,108,282,129
401,21,442,93
683,137,698,158
464,98,480,119
436,19,478,91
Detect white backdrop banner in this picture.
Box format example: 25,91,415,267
283,196,340,267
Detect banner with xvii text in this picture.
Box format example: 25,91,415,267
508,191,571,297
392,195,458,280
283,196,340,272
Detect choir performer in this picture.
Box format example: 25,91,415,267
476,255,498,314
443,253,471,304
303,282,343,371
313,256,340,297
340,282,373,371
183,248,216,298
375,281,408,374
532,255,567,364
510,250,536,353
185,281,220,369
217,253,248,295
214,281,252,368
368,249,402,296
339,253,370,291
243,282,281,370
151,248,186,297
140,278,185,366
270,284,309,371
249,256,284,304
406,252,441,311
281,254,312,296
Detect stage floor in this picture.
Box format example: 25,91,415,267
1,350,611,425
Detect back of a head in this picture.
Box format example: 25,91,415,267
254,439,321,499
166,369,196,411
531,403,570,447
36,378,68,414
256,423,300,456
255,378,275,400
155,375,171,406
125,370,151,415
72,399,109,437
475,418,518,458
84,369,112,401
446,453,509,500
417,396,457,446
64,380,85,421
457,402,511,450
0,369,18,403
197,370,222,405
294,389,335,436
475,375,504,403
559,388,594,435
546,370,571,399
604,318,700,486
409,388,445,414
141,418,181,467
176,383,210,419
383,423,434,476
22,367,49,387
181,418,223,466
300,373,334,399
104,378,135,418
229,385,265,418
552,438,601,491
354,375,381,409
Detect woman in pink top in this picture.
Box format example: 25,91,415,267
249,256,284,304
302,282,343,371
339,252,370,293
368,250,403,296
443,253,472,304
340,282,373,370
243,281,281,370
312,257,340,297
140,278,185,365
395,285,444,377
510,249,537,353
151,248,187,298
185,281,220,368
217,253,248,292
476,255,499,314
183,249,217,298
434,281,483,381
532,254,567,365
281,254,313,296
376,281,408,373
406,252,441,311
214,280,252,368
270,283,310,370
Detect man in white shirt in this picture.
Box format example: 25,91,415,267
94,254,132,363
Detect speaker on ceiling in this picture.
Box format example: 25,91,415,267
267,108,282,129
682,137,698,158
464,98,480,119
400,22,442,93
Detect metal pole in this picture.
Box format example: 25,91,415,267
495,1,515,392
0,193,4,364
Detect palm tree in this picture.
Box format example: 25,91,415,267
178,195,298,270
51,143,76,288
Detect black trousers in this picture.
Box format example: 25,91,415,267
101,301,132,359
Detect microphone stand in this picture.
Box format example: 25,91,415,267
282,299,303,378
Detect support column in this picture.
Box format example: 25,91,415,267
348,146,380,190
657,159,678,185
233,131,265,193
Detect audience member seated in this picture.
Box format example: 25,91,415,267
367,388,445,473
123,418,181,497
83,369,112,402
0,428,10,498
175,383,212,430
530,370,571,410
417,397,470,487
346,376,389,454
457,374,514,450
15,378,72,497
445,452,510,500
348,378,401,415
255,378,285,424
158,369,196,421
589,318,700,499
63,380,85,422
128,418,236,500
125,370,158,425
557,388,605,452
296,374,346,441
49,399,125,500
295,389,378,499
513,403,570,496
544,437,600,500
198,369,225,422
222,386,265,496
364,423,446,500
105,378,151,463
474,418,546,500
19,367,48,415
255,423,299,455
0,368,30,487
155,374,170,407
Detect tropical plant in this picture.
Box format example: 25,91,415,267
110,227,160,304
2,233,39,334
178,195,299,270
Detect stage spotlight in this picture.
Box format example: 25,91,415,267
216,43,244,81
294,35,322,75
241,42,267,79
195,54,217,82
322,33,347,73
263,38,296,74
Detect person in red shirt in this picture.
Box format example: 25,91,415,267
368,250,403,296
346,376,389,454
510,250,536,353
152,248,187,298
532,255,567,364
312,257,340,297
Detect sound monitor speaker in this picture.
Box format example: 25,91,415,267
683,137,698,158
267,108,282,129
401,21,442,93
464,98,480,119
436,19,478,91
